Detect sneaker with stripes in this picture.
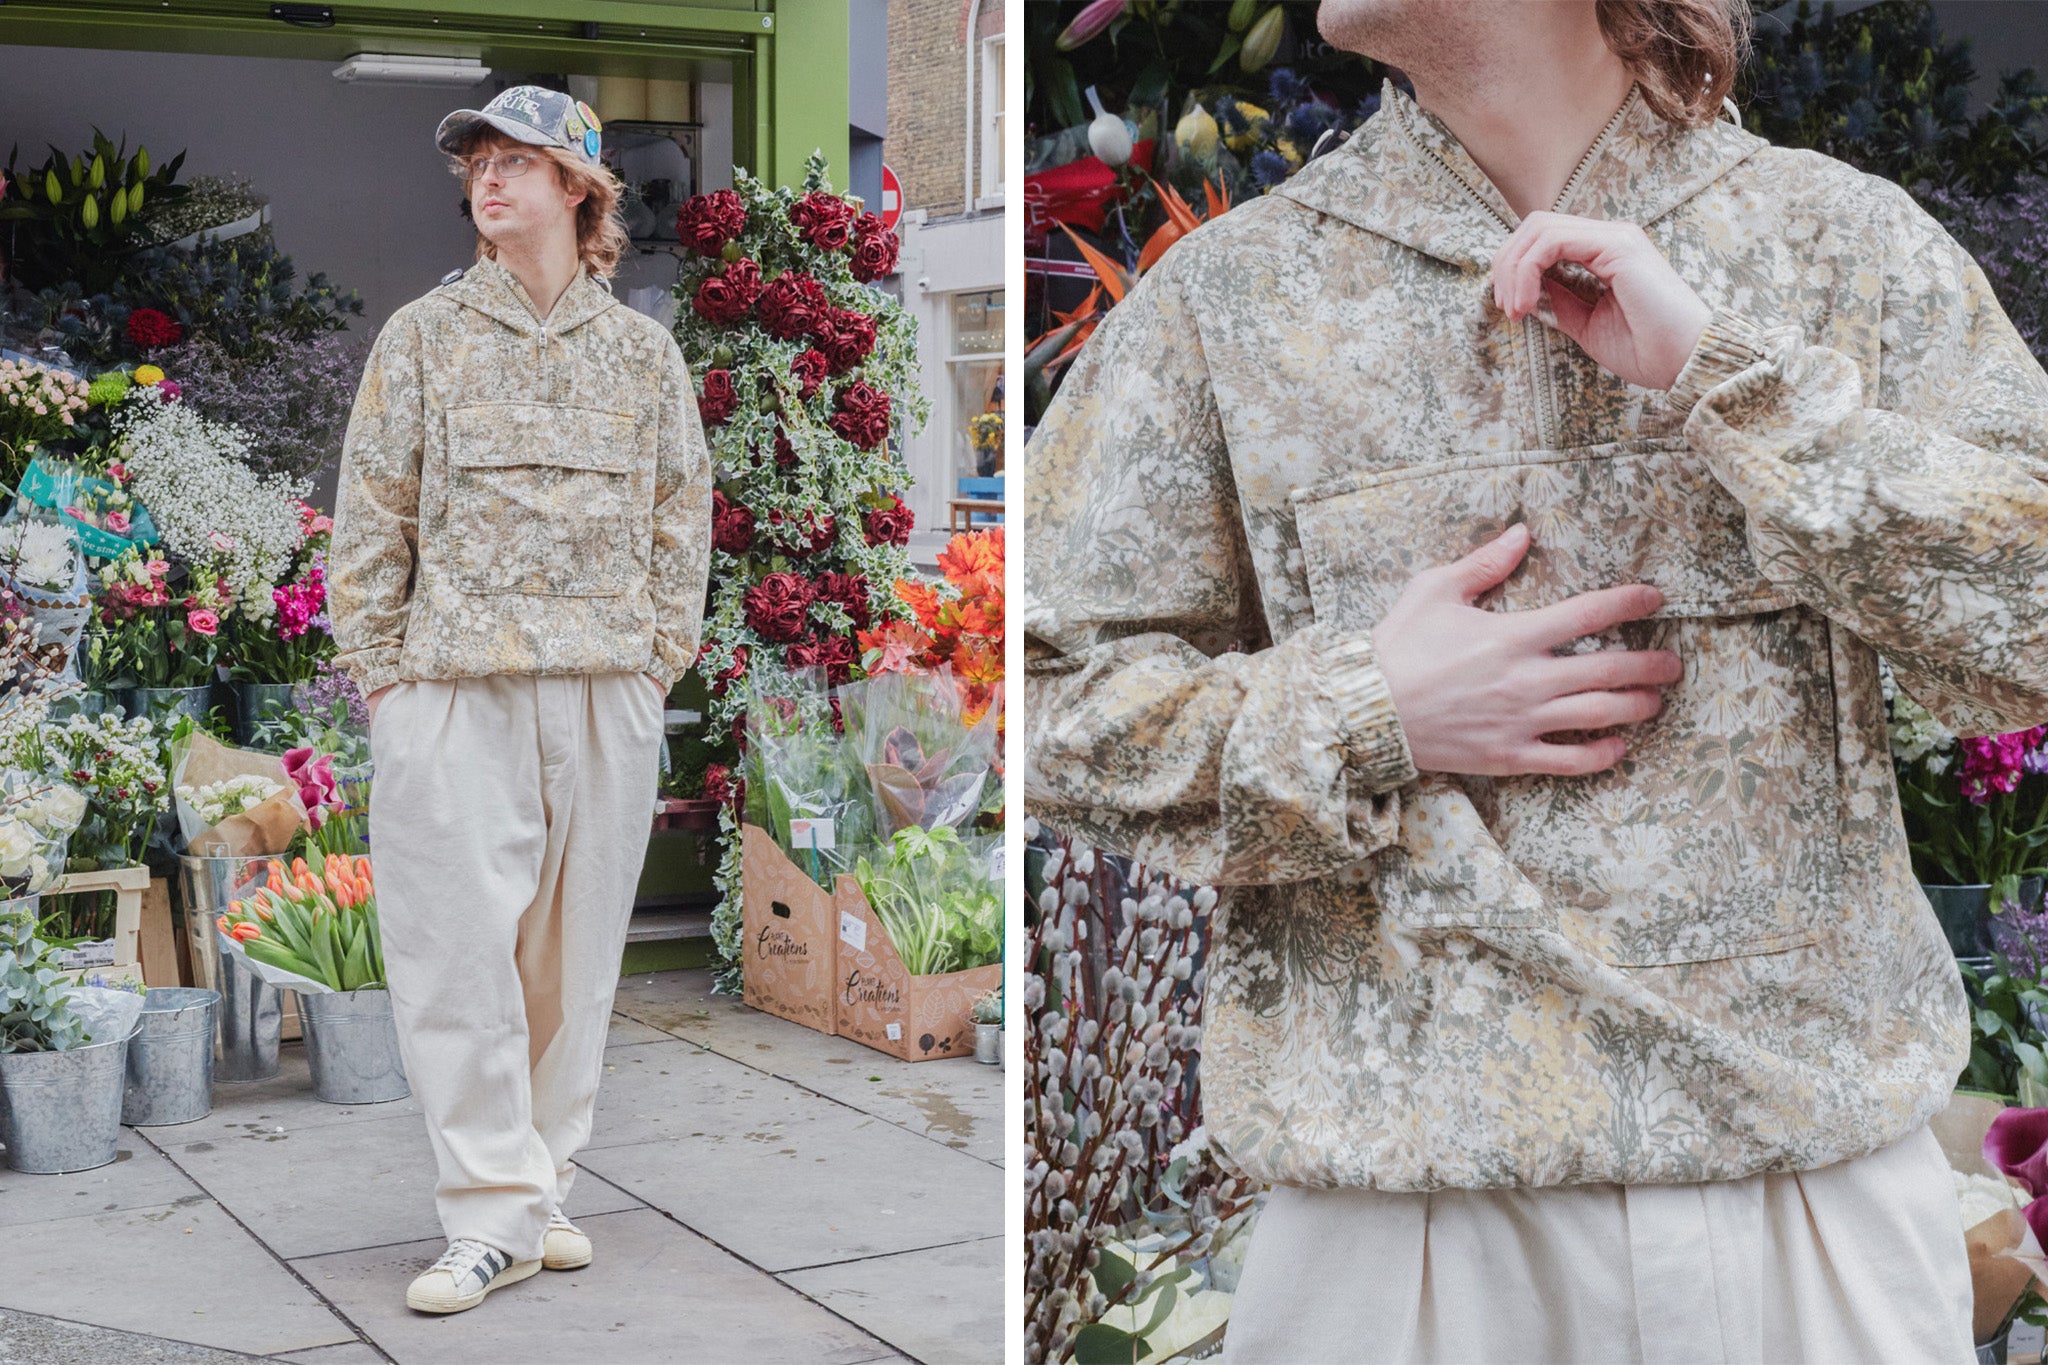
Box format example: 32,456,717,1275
405,1237,542,1314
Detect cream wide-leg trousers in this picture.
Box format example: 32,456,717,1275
1222,1123,1976,1365
367,673,664,1262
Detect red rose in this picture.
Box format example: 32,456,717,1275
711,490,756,556
125,307,183,349
851,230,900,283
692,258,763,325
676,189,747,257
757,272,827,341
742,572,814,642
829,696,845,734
812,632,857,686
829,381,891,450
791,348,831,400
790,190,856,251
864,495,915,547
731,711,748,753
711,644,750,696
784,633,823,675
702,762,735,805
768,508,837,558
698,368,739,426
813,570,872,630
774,427,798,468
818,308,878,374
853,212,887,240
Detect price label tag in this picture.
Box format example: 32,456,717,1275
789,817,836,850
838,910,866,951
989,845,1006,883
885,1022,902,1041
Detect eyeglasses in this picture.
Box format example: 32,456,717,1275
452,150,544,181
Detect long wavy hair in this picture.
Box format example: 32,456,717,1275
450,126,630,281
1596,0,1754,128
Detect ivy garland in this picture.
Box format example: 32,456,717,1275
669,151,931,992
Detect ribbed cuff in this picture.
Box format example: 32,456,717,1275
1666,306,1776,418
1321,630,1418,794
338,650,404,700
645,655,681,695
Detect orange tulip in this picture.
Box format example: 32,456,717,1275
230,922,261,942
216,913,231,932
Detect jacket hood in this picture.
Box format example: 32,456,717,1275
1274,77,1768,270
437,253,619,336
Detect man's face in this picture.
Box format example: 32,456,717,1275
459,133,582,245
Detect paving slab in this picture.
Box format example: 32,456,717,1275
149,1108,644,1261
578,1079,1002,1271
273,1342,387,1364
0,1134,203,1226
0,1199,356,1356
780,1235,1004,1365
613,972,1003,1164
289,1208,892,1365
0,1307,268,1364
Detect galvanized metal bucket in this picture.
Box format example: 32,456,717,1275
175,856,283,1082
0,1028,135,1173
297,988,409,1105
121,987,220,1126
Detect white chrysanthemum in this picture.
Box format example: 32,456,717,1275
112,388,308,620
0,520,79,593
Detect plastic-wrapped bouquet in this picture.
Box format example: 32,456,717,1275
741,666,873,888
851,823,1002,976
838,665,997,838
216,850,381,993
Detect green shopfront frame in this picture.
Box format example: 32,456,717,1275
0,0,850,192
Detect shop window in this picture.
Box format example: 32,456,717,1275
948,289,1004,481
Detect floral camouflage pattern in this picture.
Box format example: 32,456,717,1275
1023,78,2048,1190
330,254,712,698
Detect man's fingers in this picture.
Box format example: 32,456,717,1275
1512,734,1631,777
1515,582,1665,647
1541,647,1684,697
1529,687,1664,735
1439,523,1531,601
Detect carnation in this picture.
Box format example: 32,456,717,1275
125,308,184,350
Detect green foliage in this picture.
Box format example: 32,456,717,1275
1738,0,2048,195
120,230,363,363
1961,954,2048,1102
0,130,193,294
0,907,88,1052
852,825,1002,975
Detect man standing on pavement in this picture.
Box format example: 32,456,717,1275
329,84,712,1315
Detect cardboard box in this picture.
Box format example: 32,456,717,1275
830,873,999,1063
739,823,838,1036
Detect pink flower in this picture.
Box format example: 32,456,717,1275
186,608,219,636
106,462,127,482
104,511,130,535
282,747,340,817
309,515,333,535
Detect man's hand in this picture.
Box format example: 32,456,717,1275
367,684,392,726
1490,211,1713,391
1370,523,1683,778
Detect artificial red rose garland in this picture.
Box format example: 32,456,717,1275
670,153,930,992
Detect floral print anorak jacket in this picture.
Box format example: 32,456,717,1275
331,254,712,698
1023,78,2048,1190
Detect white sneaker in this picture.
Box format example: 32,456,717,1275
406,1238,541,1314
543,1208,592,1270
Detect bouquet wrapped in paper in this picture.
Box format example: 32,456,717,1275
168,729,303,856
838,664,996,839
741,666,873,889
215,850,381,994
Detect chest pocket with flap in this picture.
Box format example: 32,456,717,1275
441,401,646,598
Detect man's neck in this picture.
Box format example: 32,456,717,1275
492,239,583,323
1405,28,1636,221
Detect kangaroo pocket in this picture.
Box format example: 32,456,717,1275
441,401,645,597
1290,435,1846,966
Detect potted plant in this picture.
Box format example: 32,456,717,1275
221,500,332,742
0,900,144,1173
1886,663,2048,957
972,986,1003,1066
80,545,224,726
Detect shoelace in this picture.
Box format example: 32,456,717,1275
547,1210,580,1233
429,1238,497,1275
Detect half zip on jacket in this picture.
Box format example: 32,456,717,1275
1396,85,1638,449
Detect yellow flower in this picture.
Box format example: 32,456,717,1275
133,365,165,385
1223,102,1271,155
1175,106,1219,160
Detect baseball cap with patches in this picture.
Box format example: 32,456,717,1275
435,85,605,167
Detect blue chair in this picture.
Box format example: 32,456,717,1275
950,476,1004,532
